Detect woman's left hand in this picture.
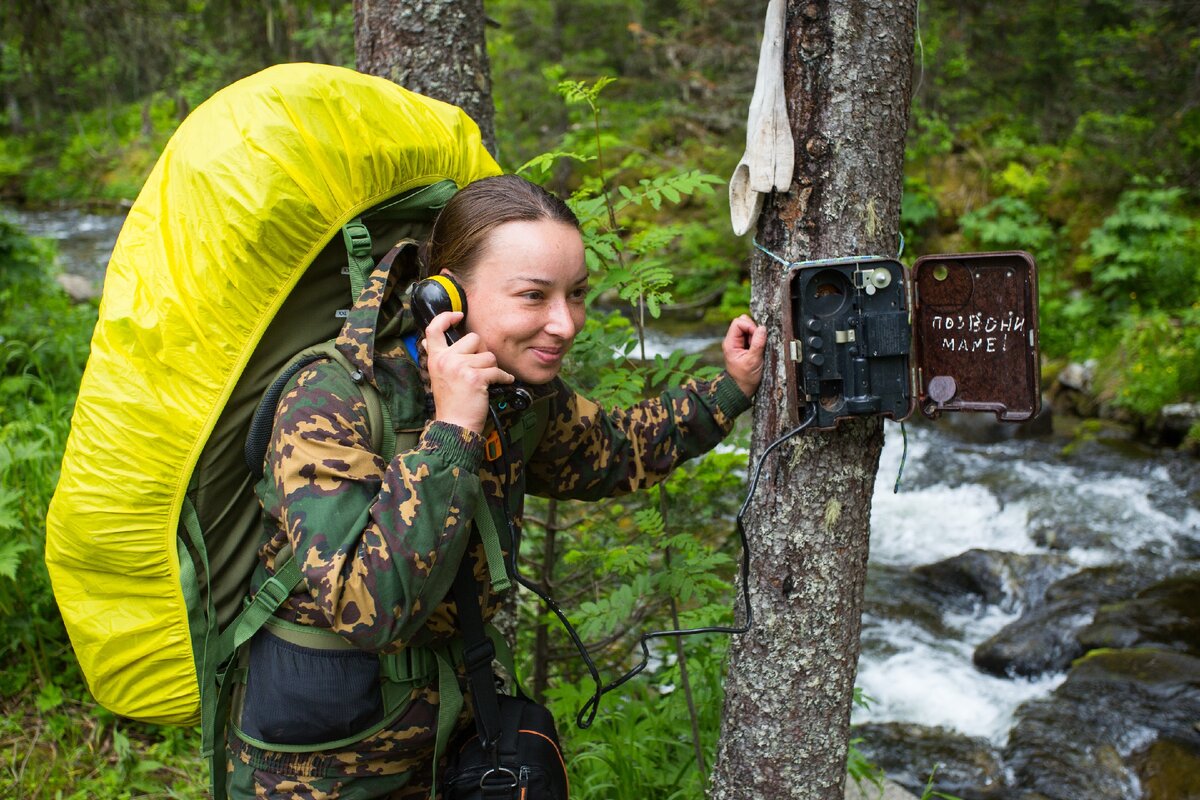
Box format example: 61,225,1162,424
722,314,768,398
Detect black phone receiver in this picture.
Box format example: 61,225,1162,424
409,275,532,412
410,274,469,344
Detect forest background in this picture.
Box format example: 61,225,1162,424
0,0,1197,797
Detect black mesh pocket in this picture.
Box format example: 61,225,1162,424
240,630,383,747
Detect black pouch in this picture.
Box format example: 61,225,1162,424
443,694,568,800
239,629,384,747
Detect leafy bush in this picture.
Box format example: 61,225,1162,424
1075,182,1199,311
18,97,177,203
1093,307,1200,419
900,174,939,253
0,215,210,798
959,196,1060,267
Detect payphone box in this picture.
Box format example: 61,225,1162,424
779,251,1040,430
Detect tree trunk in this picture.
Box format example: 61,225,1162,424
532,499,559,703
353,0,497,154
710,2,917,798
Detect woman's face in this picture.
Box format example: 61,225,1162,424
455,219,588,385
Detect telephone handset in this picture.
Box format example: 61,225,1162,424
409,274,533,412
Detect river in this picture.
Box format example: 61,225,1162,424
11,207,1200,797
861,419,1198,735
5,207,124,286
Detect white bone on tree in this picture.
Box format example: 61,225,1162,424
729,0,794,236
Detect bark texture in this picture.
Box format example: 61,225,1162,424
354,0,497,154
710,2,917,798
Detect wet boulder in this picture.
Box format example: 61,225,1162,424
55,272,100,303
913,549,1073,613
973,563,1173,678
1078,571,1200,656
973,598,1090,678
1028,518,1114,552
1046,360,1099,418
1134,738,1200,800
853,722,1006,800
1156,402,1200,448
934,404,1053,443
1004,648,1200,800
845,777,918,800
1042,562,1166,606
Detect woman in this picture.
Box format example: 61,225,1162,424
227,174,767,798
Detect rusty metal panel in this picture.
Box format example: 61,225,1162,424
911,251,1040,421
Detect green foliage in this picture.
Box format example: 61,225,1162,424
1076,182,1199,310
847,737,886,793
1093,307,1200,419
0,1,357,201
20,97,178,202
0,700,206,798
900,174,939,253
0,218,93,681
517,77,724,414
544,644,727,800
1186,420,1200,451
906,107,955,163
959,196,1059,267
846,689,886,791
713,278,751,321
0,136,31,184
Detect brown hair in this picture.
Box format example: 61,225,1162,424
421,174,579,283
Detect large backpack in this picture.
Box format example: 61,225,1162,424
44,63,500,739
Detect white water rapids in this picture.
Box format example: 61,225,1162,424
855,420,1199,744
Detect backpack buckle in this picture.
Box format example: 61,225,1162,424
479,766,518,793
463,638,496,674
341,220,372,259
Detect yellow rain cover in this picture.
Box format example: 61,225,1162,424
45,63,500,725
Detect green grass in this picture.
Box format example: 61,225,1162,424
1,691,206,799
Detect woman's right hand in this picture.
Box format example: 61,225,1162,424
424,311,514,434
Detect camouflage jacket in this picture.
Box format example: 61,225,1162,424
253,338,752,651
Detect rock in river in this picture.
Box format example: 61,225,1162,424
972,562,1171,678
1003,648,1200,800
853,722,1006,800
1078,571,1200,656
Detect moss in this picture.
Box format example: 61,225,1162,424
1071,647,1200,686
1135,738,1200,800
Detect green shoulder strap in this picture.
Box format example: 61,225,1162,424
206,218,389,800
476,398,552,592
341,217,374,302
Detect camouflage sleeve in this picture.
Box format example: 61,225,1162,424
259,358,484,651
525,369,752,501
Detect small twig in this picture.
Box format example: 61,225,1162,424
15,721,42,797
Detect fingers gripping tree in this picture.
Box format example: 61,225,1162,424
353,0,497,154
711,2,917,798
